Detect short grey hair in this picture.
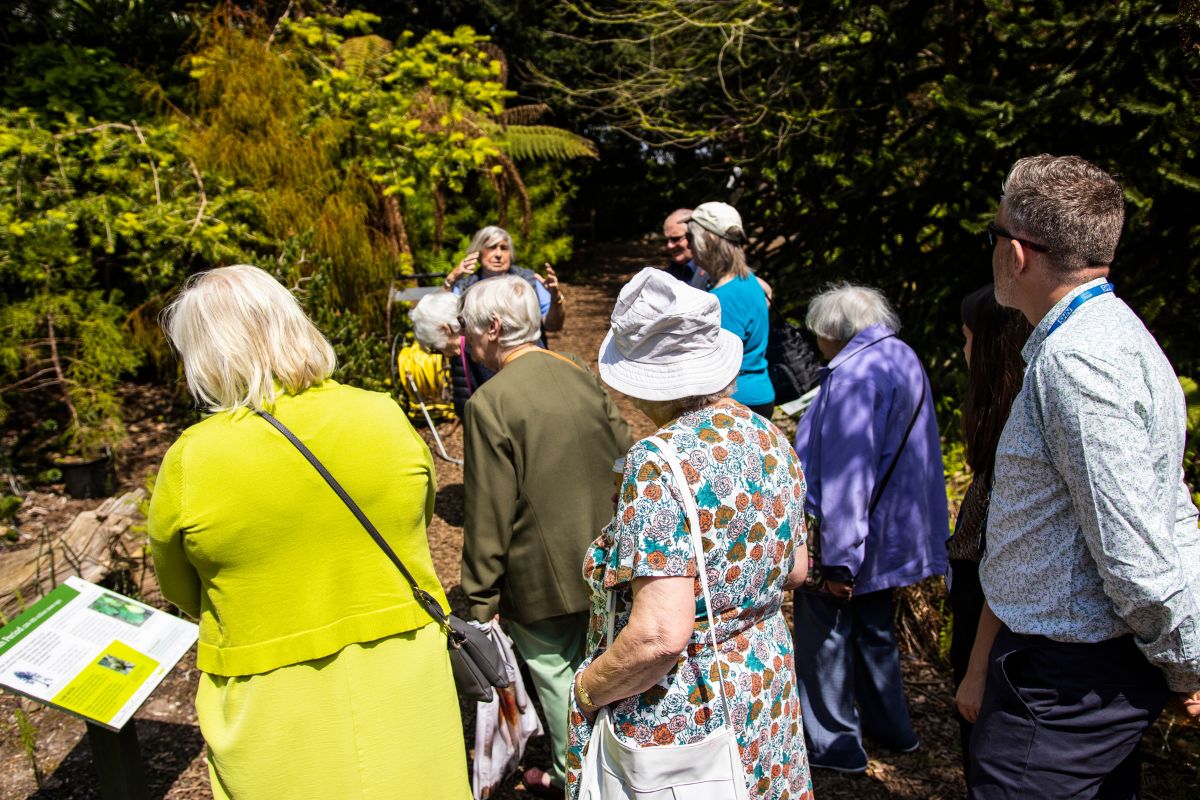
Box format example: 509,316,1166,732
1002,154,1124,273
162,264,336,411
685,224,750,280
467,225,514,257
805,283,901,342
409,291,460,353
460,275,541,349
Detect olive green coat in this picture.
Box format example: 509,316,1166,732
461,350,632,624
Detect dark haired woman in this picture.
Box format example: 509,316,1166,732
949,285,1031,786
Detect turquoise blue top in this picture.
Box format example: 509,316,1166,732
711,274,774,406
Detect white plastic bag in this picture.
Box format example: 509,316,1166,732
472,621,544,799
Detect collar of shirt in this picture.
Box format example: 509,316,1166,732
1021,276,1111,364
826,323,896,372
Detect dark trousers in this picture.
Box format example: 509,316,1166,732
968,626,1169,799
793,588,918,769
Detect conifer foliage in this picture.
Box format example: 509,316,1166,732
0,5,594,461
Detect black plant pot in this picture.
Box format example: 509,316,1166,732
57,456,113,499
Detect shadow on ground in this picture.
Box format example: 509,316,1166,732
31,720,204,800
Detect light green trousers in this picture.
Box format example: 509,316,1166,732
505,612,589,788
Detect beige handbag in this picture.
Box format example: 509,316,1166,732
577,435,750,800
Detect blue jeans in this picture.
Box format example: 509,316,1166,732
792,588,918,769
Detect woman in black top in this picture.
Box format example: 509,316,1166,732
949,285,1031,787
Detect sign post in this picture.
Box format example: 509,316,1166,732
87,721,150,800
0,577,198,796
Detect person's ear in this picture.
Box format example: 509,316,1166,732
1010,239,1030,276
486,316,503,341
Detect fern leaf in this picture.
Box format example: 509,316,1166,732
488,124,598,161
497,104,551,126
339,35,392,78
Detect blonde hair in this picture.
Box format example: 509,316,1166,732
460,275,541,349
686,224,750,281
162,265,336,411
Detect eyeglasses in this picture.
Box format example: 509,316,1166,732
987,222,1049,253
665,234,688,246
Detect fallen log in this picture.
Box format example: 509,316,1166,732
0,490,148,623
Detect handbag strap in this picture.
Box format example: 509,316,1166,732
458,338,474,394
610,434,736,732
812,334,926,517
868,373,926,516
254,410,454,634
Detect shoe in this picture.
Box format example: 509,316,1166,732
808,759,868,775
895,739,920,754
522,767,565,798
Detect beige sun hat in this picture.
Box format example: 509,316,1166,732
598,268,742,401
689,201,745,243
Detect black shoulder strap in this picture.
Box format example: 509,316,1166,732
868,374,927,516
255,410,450,628
813,332,925,516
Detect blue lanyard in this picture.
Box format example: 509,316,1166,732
1046,282,1114,337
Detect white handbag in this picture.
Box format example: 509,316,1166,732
577,435,750,800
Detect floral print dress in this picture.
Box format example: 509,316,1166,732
566,400,814,800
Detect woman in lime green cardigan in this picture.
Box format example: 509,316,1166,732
148,265,469,800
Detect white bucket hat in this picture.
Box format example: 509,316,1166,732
598,268,743,401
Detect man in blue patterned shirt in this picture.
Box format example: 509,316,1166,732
961,155,1200,798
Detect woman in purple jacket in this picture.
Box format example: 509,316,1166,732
791,283,949,774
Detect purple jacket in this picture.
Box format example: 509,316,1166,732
794,324,949,594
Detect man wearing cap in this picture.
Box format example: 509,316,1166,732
963,154,1200,797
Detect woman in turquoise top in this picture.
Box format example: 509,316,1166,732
148,265,469,800
687,202,775,417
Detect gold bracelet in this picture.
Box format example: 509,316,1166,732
575,674,597,711
553,291,566,306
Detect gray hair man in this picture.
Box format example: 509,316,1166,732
661,208,710,289
961,155,1200,797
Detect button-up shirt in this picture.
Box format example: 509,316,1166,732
794,324,949,594
981,278,1200,692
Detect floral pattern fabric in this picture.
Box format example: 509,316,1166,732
566,400,814,800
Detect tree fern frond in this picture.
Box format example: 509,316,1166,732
339,35,392,78
487,124,598,161
497,104,551,126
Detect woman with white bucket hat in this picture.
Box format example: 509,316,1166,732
565,268,814,800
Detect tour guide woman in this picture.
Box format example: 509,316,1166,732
443,224,566,334
149,265,469,799
566,268,813,800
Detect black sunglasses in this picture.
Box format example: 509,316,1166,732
987,222,1049,253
